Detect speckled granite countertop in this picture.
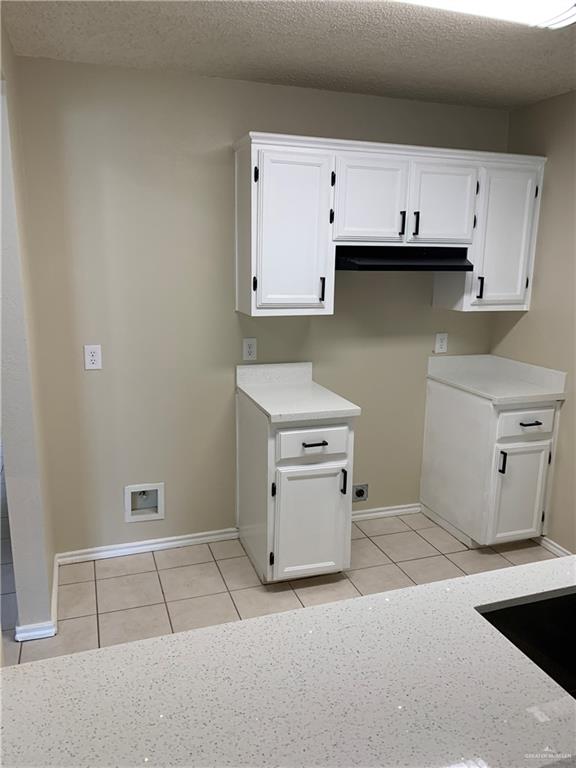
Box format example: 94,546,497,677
2,557,575,768
236,362,361,423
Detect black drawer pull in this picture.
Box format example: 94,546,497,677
519,420,543,427
341,468,348,495
302,440,328,449
319,276,326,302
413,211,420,236
399,210,406,236
498,451,508,475
476,276,485,300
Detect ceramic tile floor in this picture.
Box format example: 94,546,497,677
1,512,561,666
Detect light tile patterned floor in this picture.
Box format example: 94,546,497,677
1,513,561,666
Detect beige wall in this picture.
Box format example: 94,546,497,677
492,92,576,552
13,57,509,553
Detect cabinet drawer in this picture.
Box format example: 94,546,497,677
276,425,349,461
497,408,555,439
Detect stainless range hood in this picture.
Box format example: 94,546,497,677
335,246,473,272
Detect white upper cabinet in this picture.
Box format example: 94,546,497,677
333,154,409,241
408,161,478,243
470,166,539,307
235,140,335,317
235,133,545,316
256,149,334,312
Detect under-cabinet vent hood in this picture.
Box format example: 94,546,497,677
335,246,473,272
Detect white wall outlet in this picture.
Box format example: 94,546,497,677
434,333,448,354
242,337,257,361
84,344,102,370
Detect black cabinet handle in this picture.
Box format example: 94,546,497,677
319,276,326,302
413,211,420,236
302,440,328,449
519,420,543,427
476,276,485,300
498,451,508,475
399,210,406,236
341,468,348,495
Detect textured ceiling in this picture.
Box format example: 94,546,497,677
3,0,576,107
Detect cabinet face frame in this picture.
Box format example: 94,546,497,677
255,147,335,313
264,418,355,582
333,153,410,241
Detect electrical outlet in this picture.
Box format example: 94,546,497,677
434,333,448,354
84,344,102,370
352,484,369,502
242,338,257,361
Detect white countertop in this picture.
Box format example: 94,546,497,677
427,354,567,406
2,557,575,767
236,363,361,422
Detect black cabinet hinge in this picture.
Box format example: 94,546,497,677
331,170,336,187
526,276,530,289
473,214,477,229
548,451,552,465
252,276,257,291
254,166,259,182
271,482,276,497
329,209,334,224
269,552,275,566
535,185,539,198
476,180,480,195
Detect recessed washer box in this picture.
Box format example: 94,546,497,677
124,483,165,523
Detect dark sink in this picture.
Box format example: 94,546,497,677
477,588,576,698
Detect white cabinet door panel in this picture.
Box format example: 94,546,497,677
486,441,550,544
273,462,349,580
257,149,333,310
333,154,409,241
409,162,477,243
471,166,538,306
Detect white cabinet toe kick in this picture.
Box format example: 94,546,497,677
236,363,361,583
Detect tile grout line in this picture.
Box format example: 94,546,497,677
93,560,101,648
153,550,175,635
211,553,243,621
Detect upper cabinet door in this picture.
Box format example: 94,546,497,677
471,166,539,306
256,149,334,311
408,161,477,243
333,154,409,241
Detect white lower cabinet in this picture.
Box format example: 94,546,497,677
236,388,355,582
274,462,349,580
420,356,566,547
486,441,551,545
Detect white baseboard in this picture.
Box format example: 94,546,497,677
56,527,240,566
15,621,56,642
537,536,573,558
352,503,420,522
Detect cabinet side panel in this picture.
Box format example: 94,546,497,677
237,392,270,575
420,380,493,541
432,272,466,310
235,143,253,315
